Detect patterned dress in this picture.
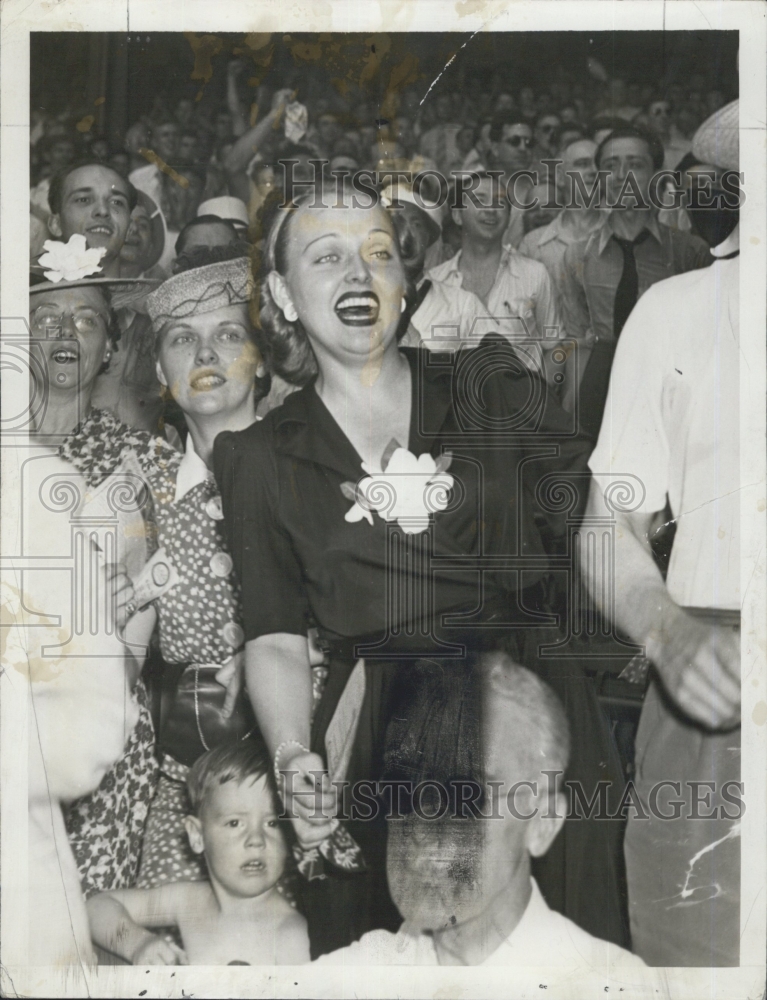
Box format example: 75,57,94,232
59,409,176,896
129,435,250,887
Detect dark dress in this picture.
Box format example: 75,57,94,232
214,336,628,955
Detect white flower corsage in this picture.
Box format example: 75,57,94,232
38,234,107,283
342,439,453,535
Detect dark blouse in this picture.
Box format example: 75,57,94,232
213,336,590,655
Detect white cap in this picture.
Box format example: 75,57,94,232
197,196,249,228
379,183,444,239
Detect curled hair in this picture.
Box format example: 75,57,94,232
187,735,277,815
257,178,412,387
48,161,138,217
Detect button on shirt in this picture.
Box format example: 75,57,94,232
412,247,564,369
314,877,646,968
588,229,745,609
559,214,711,344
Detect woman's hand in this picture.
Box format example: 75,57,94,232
103,560,137,631
215,651,244,719
277,747,337,849
131,933,187,966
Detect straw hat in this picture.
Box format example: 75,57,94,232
692,99,739,171
197,196,250,230
146,255,252,331
30,234,158,310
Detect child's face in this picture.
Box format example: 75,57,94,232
186,775,288,899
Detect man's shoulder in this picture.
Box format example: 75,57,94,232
543,908,646,969
312,928,433,965
506,247,549,282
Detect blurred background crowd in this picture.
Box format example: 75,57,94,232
30,30,737,272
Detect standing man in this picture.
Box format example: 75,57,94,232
582,102,743,967
412,172,563,384
47,161,136,278
519,137,602,408
559,124,710,440
44,161,164,433
486,115,536,249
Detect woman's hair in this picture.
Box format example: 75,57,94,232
257,178,412,387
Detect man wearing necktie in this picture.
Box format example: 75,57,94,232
558,124,711,442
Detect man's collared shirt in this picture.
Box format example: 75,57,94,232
412,247,564,367
518,211,604,311
589,227,745,609
313,877,646,967
559,212,711,344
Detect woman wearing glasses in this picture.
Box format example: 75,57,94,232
29,250,162,902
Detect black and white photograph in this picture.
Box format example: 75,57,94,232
1,2,765,997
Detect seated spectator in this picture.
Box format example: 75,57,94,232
30,132,79,226
177,130,199,166
172,215,244,274
419,93,465,174
87,740,309,965
316,658,645,968
197,196,250,239
119,190,167,280
646,97,692,169
529,112,561,178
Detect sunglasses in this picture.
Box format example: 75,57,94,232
503,135,533,148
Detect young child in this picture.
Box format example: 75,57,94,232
87,740,309,965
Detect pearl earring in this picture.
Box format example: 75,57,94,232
401,298,407,314
256,362,266,378
284,302,298,322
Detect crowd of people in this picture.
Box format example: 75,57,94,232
27,49,742,973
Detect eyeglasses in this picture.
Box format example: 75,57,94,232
503,136,533,148
31,308,107,337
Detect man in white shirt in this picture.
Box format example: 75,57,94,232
412,172,564,385
582,101,743,966
314,657,645,969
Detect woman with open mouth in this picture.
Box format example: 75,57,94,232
92,248,300,902
29,255,162,909
214,179,627,956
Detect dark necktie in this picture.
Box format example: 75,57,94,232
612,229,651,338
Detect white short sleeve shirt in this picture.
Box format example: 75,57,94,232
588,231,742,609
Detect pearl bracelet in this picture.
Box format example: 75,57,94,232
273,739,310,785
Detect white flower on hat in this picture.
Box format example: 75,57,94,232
342,442,453,535
38,234,106,283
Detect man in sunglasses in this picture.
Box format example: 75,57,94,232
486,115,536,249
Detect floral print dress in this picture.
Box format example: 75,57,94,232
59,409,178,896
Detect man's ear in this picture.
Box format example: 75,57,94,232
48,214,63,238
451,206,463,228
155,360,168,388
267,270,296,318
184,815,205,855
525,792,566,858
